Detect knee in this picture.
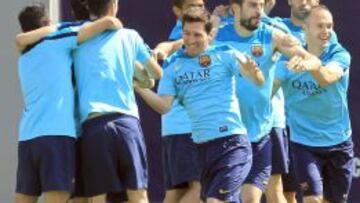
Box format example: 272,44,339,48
126,189,148,202
188,181,201,192
206,197,224,203
284,192,297,203
267,175,283,192
242,192,262,203
241,184,263,203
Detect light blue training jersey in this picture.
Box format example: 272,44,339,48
276,42,351,146
261,15,291,128
169,20,183,41
216,23,275,142
73,28,151,122
18,28,78,141
270,17,339,128
158,45,247,143
160,20,192,136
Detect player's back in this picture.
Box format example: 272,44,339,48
74,28,148,121
18,28,78,141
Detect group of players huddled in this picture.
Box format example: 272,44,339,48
15,0,353,203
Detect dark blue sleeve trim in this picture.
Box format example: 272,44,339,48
22,32,78,55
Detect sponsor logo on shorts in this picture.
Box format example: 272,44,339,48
219,188,231,194
342,194,349,201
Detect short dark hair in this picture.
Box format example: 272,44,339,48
71,0,89,20
182,7,216,34
87,0,117,17
18,4,48,32
229,0,244,6
304,4,331,20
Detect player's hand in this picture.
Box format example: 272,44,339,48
105,16,123,30
133,77,155,89
152,48,168,61
236,53,260,74
264,0,276,15
287,55,307,72
243,57,261,75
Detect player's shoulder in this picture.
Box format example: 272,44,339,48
326,42,351,61
117,28,140,36
22,26,78,55
163,48,188,68
264,17,290,34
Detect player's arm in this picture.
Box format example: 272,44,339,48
77,16,122,44
235,53,265,85
309,62,345,88
134,61,155,88
153,39,183,60
272,29,322,72
139,57,163,80
264,0,276,15
15,25,57,52
134,87,174,114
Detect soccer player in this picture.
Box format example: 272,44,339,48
215,0,322,203
155,0,205,203
150,1,206,203
135,7,264,203
72,0,163,202
263,1,339,202
273,5,353,203
168,0,205,40
15,4,122,203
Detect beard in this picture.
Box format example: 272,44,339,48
240,16,260,31
293,7,311,20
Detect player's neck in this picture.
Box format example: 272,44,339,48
234,21,254,37
307,43,324,57
290,15,304,27
90,11,115,20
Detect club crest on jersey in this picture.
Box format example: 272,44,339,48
251,44,264,57
199,54,212,68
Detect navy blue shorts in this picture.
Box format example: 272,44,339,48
282,149,299,193
80,113,148,197
72,138,85,198
282,125,298,192
291,139,354,202
270,127,289,174
244,134,272,192
162,134,200,190
197,135,252,202
106,191,128,202
16,136,75,196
